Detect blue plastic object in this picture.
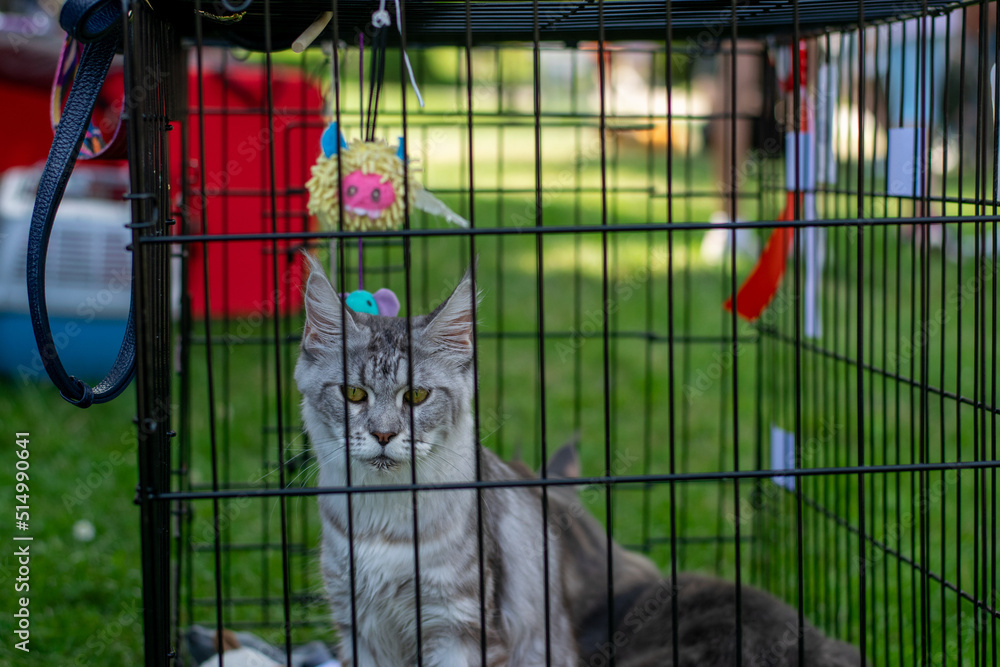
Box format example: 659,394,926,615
345,290,380,315
0,313,131,385
321,122,349,158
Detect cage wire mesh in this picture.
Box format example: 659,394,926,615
118,0,1000,664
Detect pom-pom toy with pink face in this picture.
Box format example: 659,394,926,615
306,123,469,232
341,171,396,221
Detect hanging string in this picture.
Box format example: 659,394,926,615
389,0,425,108
359,33,365,130
364,25,387,141
358,239,365,290
356,32,365,289
365,0,424,142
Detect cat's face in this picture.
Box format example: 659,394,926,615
294,255,478,482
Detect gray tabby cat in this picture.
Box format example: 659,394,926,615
294,256,578,667
541,445,867,667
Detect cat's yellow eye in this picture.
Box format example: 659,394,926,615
403,388,430,405
341,385,368,403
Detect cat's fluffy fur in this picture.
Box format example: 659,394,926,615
541,445,866,667
295,257,577,667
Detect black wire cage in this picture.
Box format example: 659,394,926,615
117,0,1000,665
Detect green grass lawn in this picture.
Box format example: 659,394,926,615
2,116,998,666
0,382,145,665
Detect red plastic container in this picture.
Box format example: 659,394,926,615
171,59,323,318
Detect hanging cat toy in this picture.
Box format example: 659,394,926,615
304,0,468,317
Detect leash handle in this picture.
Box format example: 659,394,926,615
26,0,135,407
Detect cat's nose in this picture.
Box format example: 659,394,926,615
371,431,398,446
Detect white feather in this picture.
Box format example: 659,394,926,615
415,188,470,228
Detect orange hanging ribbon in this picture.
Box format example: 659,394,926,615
724,40,809,322
723,196,796,321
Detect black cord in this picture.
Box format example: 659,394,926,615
365,26,388,140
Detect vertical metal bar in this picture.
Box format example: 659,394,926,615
260,1,294,661
416,48,429,327
664,4,680,665
571,48,583,440
905,16,919,664
495,47,507,461
714,34,730,576
893,76,905,658
462,6,487,666
973,0,988,660
855,1,869,660
916,5,933,664
728,1,744,662
791,12,806,666
829,33,843,637
936,16,951,662
875,25,892,663
394,4,426,666
868,22,889,658
296,49,314,612
679,44,694,571
610,50,621,480
176,44,193,665
218,48,233,630
127,1,175,663
954,12,966,660
877,19,893,667
822,32,836,634
328,2,362,662
530,3,553,663
637,25,651,552
595,2,615,664
836,33,851,640
752,37,768,599
991,5,1000,662
864,25,877,662
190,2,226,661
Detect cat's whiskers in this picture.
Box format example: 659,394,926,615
285,455,326,488
300,440,350,480
413,439,477,480
263,438,347,523
253,429,316,485
254,432,343,486
254,448,314,485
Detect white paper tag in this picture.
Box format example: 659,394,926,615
770,424,796,491
887,126,925,197
785,131,815,192
803,226,825,339
815,63,839,186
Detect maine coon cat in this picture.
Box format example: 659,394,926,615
541,445,866,667
294,256,578,667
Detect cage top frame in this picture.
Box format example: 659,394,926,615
163,0,964,51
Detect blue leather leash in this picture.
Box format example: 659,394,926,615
26,0,135,407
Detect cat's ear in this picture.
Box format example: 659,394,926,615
424,264,480,355
542,432,582,479
301,252,357,353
